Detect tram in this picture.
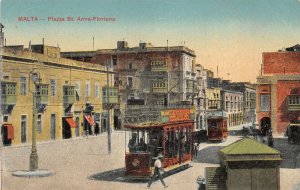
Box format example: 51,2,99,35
124,120,194,178
207,118,228,141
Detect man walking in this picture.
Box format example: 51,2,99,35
147,154,168,188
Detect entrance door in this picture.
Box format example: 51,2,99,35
50,114,56,140
21,115,27,143
62,118,72,139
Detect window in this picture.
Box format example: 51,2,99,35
3,115,8,123
260,95,270,112
128,77,133,87
86,81,90,97
37,114,42,133
75,81,80,101
95,83,99,98
20,77,26,95
50,79,56,96
129,63,133,69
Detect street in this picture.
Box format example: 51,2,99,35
1,132,300,190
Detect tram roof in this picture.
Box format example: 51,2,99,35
124,120,194,129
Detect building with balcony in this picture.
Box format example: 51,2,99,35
256,46,300,134
84,41,197,130
0,40,114,145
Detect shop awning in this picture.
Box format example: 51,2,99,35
65,117,76,128
84,115,95,126
3,124,14,140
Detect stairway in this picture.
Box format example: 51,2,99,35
205,167,227,190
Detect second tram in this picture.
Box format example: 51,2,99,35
207,118,228,141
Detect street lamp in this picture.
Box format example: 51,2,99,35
30,70,39,171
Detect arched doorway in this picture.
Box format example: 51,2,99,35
260,117,271,136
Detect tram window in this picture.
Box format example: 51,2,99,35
127,129,149,153
166,130,175,158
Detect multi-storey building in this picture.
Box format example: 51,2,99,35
87,41,197,129
257,46,300,134
0,43,116,145
195,64,207,130
221,82,256,126
222,90,244,127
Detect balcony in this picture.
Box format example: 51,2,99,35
151,60,167,72
152,80,168,93
287,95,300,111
1,82,17,105
63,85,75,105
36,84,49,105
102,86,119,104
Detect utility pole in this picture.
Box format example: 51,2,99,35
106,61,112,154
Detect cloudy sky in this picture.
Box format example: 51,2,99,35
1,0,300,82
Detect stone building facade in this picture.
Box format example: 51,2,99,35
0,44,116,145
90,41,198,130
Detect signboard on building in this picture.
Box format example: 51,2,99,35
169,109,190,121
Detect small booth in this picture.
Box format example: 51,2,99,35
217,138,282,190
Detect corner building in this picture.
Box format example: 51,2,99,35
0,45,115,145
257,48,300,134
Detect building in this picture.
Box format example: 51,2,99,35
222,90,244,127
257,46,300,134
195,64,207,130
222,82,256,126
88,41,197,130
0,43,116,145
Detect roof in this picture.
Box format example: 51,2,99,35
220,137,280,155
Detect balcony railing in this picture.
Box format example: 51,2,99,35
1,81,17,105
287,95,300,111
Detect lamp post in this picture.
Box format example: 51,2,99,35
30,71,39,171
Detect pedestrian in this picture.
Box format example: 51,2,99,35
147,154,168,188
193,143,198,160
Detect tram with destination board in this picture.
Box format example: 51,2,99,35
124,108,194,178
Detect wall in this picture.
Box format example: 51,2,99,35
263,52,300,75
227,168,279,190
276,80,300,133
1,47,111,145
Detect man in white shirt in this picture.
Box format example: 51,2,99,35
147,154,168,188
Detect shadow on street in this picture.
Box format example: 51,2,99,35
193,146,225,164
89,165,192,183
271,137,300,169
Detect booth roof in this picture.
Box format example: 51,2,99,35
220,137,280,155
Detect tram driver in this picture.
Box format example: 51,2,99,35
137,137,147,151
128,133,138,152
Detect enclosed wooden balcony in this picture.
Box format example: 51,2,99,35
287,95,300,111
150,60,167,72
1,81,17,105
63,85,75,105
36,84,49,105
152,80,168,93
102,86,119,104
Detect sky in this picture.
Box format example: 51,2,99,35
1,0,300,83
